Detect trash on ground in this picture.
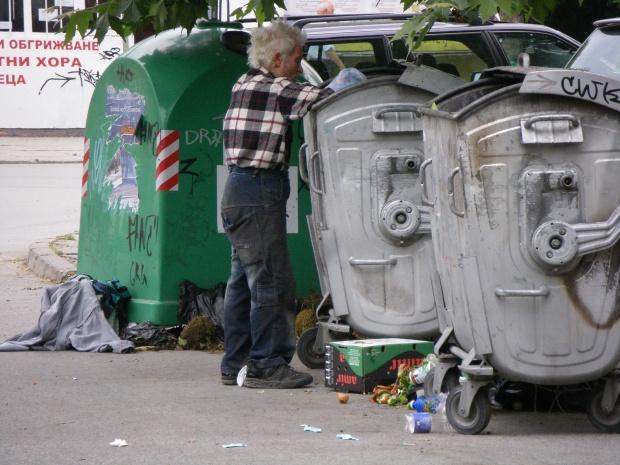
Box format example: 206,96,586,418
303,426,322,433
178,315,223,351
177,280,226,330
237,365,248,387
370,354,437,406
123,321,179,349
222,443,247,448
109,439,128,447
404,412,432,434
336,434,359,441
0,275,134,354
409,355,436,386
337,393,349,404
405,393,453,433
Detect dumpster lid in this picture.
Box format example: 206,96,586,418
221,29,251,55
398,63,466,95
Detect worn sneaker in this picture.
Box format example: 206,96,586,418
243,364,313,389
221,372,238,385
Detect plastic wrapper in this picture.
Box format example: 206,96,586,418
327,68,367,92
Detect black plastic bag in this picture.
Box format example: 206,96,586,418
177,280,226,329
123,321,179,347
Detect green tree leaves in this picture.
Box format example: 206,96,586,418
58,0,584,46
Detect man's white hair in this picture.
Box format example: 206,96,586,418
248,20,307,70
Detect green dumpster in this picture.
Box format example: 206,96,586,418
79,21,320,325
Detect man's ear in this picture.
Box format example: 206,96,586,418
273,52,283,68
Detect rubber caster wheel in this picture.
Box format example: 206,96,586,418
586,389,620,433
445,385,492,435
296,327,324,370
423,366,459,396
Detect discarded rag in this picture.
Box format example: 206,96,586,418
0,275,134,353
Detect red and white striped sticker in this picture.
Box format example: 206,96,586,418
155,129,179,191
82,138,89,198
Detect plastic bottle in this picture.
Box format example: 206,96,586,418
431,393,454,433
404,393,454,433
408,395,439,413
404,412,432,433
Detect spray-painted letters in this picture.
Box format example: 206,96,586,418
127,214,159,256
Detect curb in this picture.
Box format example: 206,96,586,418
28,240,77,283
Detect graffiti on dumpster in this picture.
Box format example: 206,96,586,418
180,158,199,195
161,200,211,271
134,114,161,157
127,214,159,256
129,261,148,286
125,214,159,288
560,76,620,104
520,70,620,112
116,63,134,84
185,128,223,148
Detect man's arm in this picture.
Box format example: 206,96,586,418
326,47,346,71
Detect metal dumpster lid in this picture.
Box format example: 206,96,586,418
520,69,620,114
398,63,466,95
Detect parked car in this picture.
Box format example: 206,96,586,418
566,17,620,78
294,14,580,82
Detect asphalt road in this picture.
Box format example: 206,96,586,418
0,163,81,258
1,257,619,465
0,135,82,259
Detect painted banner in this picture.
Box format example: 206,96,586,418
282,0,406,15
0,32,125,128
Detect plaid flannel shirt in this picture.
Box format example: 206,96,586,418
223,67,332,170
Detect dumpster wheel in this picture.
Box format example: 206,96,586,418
586,389,620,433
297,327,324,370
423,366,459,397
446,385,491,435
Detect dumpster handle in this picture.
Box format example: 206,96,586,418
298,142,310,183
308,151,324,195
523,114,580,129
349,257,397,266
448,167,464,218
494,286,550,297
531,203,620,267
419,158,434,207
373,106,422,119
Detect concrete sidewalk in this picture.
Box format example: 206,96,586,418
0,134,84,165
28,233,79,283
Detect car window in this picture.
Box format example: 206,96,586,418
567,28,620,78
305,39,386,80
494,32,576,68
401,34,495,81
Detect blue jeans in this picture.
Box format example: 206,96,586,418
220,166,297,373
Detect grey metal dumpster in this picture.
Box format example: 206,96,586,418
421,67,620,434
296,65,464,368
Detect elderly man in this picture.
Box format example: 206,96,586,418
220,20,332,389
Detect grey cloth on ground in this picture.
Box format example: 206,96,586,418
0,275,135,353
